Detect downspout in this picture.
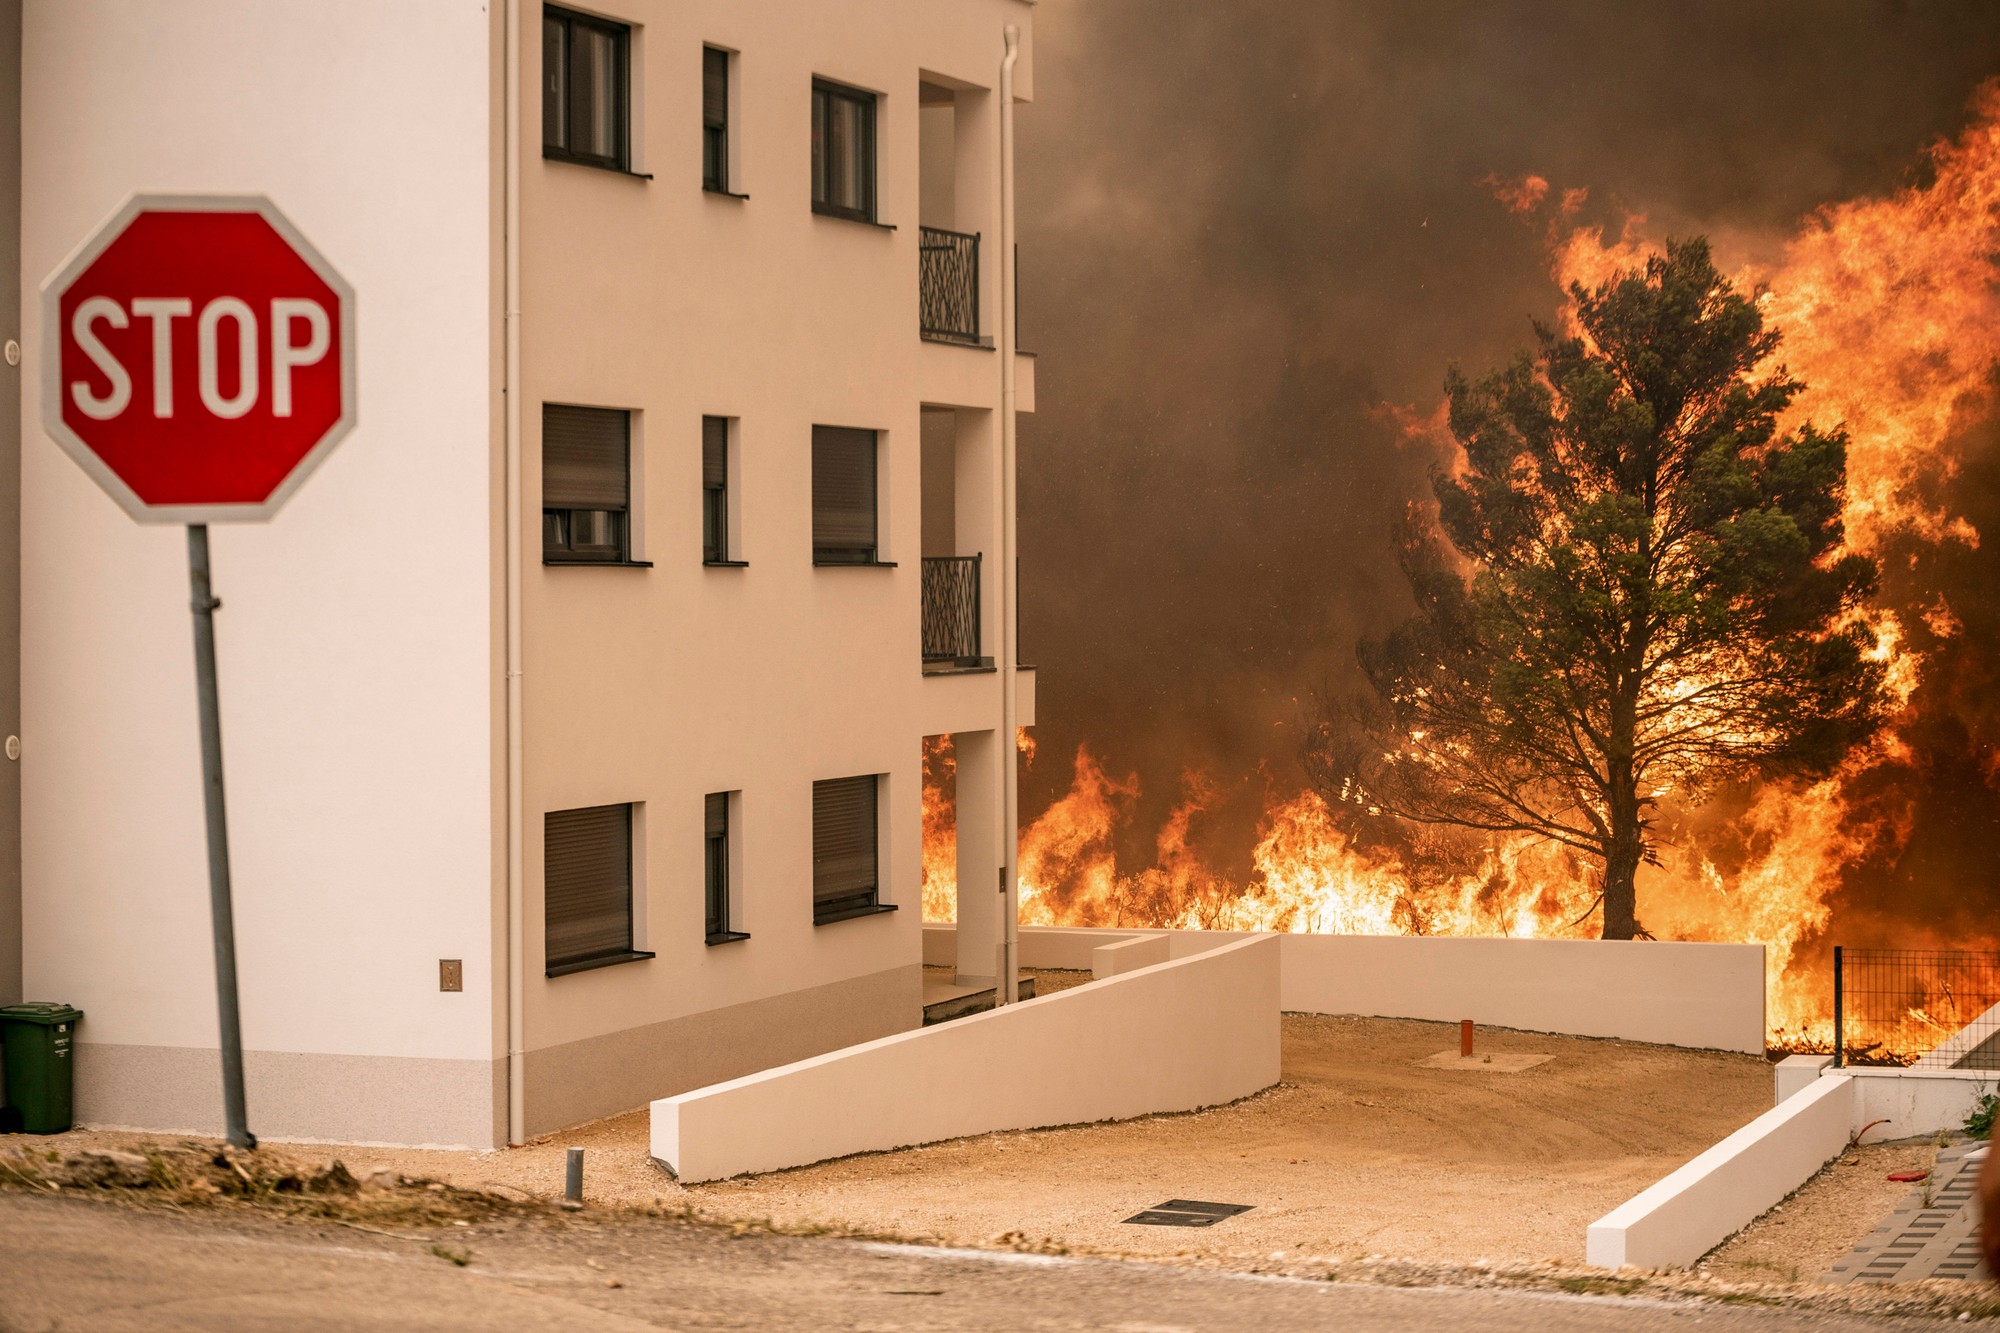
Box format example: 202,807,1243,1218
503,0,527,1145
995,24,1020,1003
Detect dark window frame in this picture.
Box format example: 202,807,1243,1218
703,46,730,194
702,415,732,565
543,802,655,976
811,77,877,223
542,404,639,566
543,5,632,173
811,425,884,566
812,774,896,925
704,791,748,944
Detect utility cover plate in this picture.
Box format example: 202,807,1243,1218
1123,1199,1255,1227
1418,1051,1555,1073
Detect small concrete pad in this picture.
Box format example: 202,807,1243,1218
1418,1051,1555,1073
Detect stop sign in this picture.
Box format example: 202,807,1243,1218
41,193,356,523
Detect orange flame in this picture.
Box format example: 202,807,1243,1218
922,84,2000,1057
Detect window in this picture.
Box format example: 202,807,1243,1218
543,6,630,171
545,803,652,974
702,415,730,563
703,47,730,192
705,792,747,944
812,426,878,564
811,78,876,221
813,775,886,923
544,405,631,563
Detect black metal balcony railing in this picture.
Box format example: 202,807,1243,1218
919,226,980,344
921,554,983,665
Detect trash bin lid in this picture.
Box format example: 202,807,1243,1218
0,1003,82,1026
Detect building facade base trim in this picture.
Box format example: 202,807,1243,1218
523,963,920,1138
74,1042,504,1149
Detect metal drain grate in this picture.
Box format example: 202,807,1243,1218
1122,1199,1254,1227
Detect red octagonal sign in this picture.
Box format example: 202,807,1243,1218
42,194,356,523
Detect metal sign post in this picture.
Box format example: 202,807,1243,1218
187,525,252,1149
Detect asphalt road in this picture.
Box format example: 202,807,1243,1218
0,1193,1936,1331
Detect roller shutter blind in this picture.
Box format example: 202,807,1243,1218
812,426,876,562
812,775,878,920
702,416,728,488
544,405,628,509
703,47,728,127
545,804,632,969
704,792,729,939
703,416,729,563
703,47,729,191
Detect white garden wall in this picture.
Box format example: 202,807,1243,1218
1276,934,1765,1053
1587,1074,1856,1270
653,935,1280,1182
1589,1064,2000,1270
925,924,1765,1053
1091,934,1172,978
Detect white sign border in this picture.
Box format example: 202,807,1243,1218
40,192,359,525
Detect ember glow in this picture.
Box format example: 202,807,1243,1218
928,83,2000,1058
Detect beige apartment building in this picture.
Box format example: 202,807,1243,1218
4,0,1037,1147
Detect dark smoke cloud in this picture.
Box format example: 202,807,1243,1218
1014,1,2000,883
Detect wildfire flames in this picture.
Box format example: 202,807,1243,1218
926,83,2000,1057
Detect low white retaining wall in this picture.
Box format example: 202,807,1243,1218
1849,1065,2000,1137
1092,934,1172,978
652,936,1281,1182
1587,1074,1856,1270
924,924,1765,1053
1277,935,1765,1054
1775,1054,1833,1105
1589,1063,2000,1270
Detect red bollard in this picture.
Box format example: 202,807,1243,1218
1460,1019,1474,1057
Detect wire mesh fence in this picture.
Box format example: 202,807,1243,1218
1835,946,2000,1068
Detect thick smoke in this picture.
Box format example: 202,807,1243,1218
1013,1,2000,905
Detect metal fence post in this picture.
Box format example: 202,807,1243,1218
1832,944,1843,1070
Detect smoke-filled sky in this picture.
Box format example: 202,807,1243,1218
1013,1,2000,886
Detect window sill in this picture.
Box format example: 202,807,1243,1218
704,185,750,200
921,331,994,350
813,558,898,568
923,659,995,676
705,930,752,947
544,558,655,568
703,559,750,568
546,949,656,978
811,206,895,231
544,151,652,181
813,902,899,927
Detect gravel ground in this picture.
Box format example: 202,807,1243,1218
1703,1140,1946,1284
39,1005,1772,1270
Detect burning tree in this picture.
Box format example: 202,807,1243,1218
1312,239,1891,940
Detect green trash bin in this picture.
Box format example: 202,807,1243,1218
0,1003,83,1134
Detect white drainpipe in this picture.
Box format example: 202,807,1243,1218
503,0,527,1144
995,24,1021,1002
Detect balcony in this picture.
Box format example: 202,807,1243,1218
919,226,983,346
921,554,990,670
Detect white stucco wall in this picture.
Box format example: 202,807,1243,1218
937,924,1767,1053
1587,1073,1856,1271
22,1,495,1144
514,0,1037,1131
653,935,1280,1183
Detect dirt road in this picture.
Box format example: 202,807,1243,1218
0,1192,1939,1332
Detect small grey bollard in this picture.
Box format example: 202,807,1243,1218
565,1148,584,1206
